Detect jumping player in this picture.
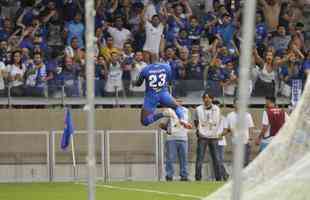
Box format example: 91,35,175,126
132,62,192,129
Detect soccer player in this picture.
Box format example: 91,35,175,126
132,62,192,129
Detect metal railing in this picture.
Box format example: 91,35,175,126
0,128,263,183
0,130,165,182
0,81,293,107
105,130,160,182
51,130,105,182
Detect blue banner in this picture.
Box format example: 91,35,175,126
291,79,302,107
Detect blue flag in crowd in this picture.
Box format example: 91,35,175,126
61,108,75,150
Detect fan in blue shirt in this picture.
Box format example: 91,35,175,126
187,16,204,45
255,12,268,45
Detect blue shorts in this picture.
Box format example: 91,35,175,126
143,90,176,113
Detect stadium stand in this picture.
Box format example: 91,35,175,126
0,0,309,184
0,0,307,107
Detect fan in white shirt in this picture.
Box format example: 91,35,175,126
8,51,26,88
0,61,8,91
140,13,164,62
105,51,123,93
130,51,147,92
105,17,132,49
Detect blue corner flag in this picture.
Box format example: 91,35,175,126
61,108,75,150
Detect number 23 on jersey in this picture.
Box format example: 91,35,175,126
148,73,166,89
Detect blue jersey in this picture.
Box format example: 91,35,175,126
137,63,172,94
256,23,268,44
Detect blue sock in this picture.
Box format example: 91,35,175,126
142,113,164,126
175,106,185,121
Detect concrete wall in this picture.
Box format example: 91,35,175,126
0,163,217,182
0,108,267,163
0,108,265,131
0,108,149,131
0,108,274,182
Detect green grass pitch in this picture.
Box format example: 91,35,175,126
0,181,224,200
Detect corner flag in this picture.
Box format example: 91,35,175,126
61,108,75,150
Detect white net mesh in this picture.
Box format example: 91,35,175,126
204,77,310,200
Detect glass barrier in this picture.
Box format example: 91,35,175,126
52,131,104,181
0,131,49,182
106,130,158,181
0,77,298,107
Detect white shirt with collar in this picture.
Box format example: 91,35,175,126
105,62,123,92
224,111,254,144
195,104,221,138
143,21,164,55
218,115,227,146
165,107,190,141
108,27,132,49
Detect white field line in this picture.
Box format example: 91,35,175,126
77,182,204,199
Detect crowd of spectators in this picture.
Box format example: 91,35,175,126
0,0,308,99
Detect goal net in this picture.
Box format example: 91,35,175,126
204,77,310,200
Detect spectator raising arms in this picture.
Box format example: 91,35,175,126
259,0,282,31
64,12,85,48
0,0,306,100
252,48,278,97
104,16,132,49
141,13,164,63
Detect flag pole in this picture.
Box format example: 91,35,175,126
85,0,96,200
71,134,77,181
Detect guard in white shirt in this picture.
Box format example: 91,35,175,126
194,92,223,181
221,98,255,167
159,99,190,181
213,100,229,180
